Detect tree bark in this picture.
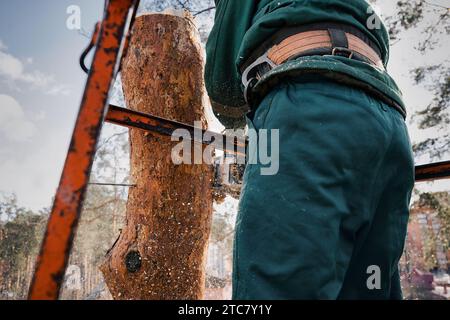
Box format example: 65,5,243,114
100,13,214,300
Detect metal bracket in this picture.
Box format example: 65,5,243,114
241,52,277,104
332,46,354,59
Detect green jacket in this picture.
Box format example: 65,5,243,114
205,0,405,128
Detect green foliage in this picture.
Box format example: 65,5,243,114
417,74,450,128
422,227,439,270
0,194,47,298
417,192,450,269
387,0,425,41
69,185,127,267
373,0,450,159
418,192,441,209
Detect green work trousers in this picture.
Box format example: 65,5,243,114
233,76,414,300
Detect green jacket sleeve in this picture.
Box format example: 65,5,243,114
205,0,258,128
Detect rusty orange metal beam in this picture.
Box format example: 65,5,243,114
415,160,450,182
28,0,140,300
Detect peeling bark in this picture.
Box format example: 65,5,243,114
100,13,214,300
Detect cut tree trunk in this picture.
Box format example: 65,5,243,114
100,13,214,300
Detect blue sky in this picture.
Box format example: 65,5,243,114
0,0,449,210
0,1,102,209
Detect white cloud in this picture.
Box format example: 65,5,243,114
0,39,6,50
0,133,66,210
0,50,25,80
0,50,55,89
0,94,36,142
0,40,70,95
45,84,71,96
34,110,46,121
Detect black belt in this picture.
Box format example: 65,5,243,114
239,23,406,119
240,22,383,74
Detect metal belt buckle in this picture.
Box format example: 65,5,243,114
332,47,354,59
241,52,277,105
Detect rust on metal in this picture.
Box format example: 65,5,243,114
106,105,247,157
28,0,140,300
415,160,450,182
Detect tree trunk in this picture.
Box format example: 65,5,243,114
100,13,214,300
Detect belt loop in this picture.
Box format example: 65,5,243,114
328,28,354,59
328,28,349,49
241,53,277,105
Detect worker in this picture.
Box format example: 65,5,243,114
205,0,415,299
